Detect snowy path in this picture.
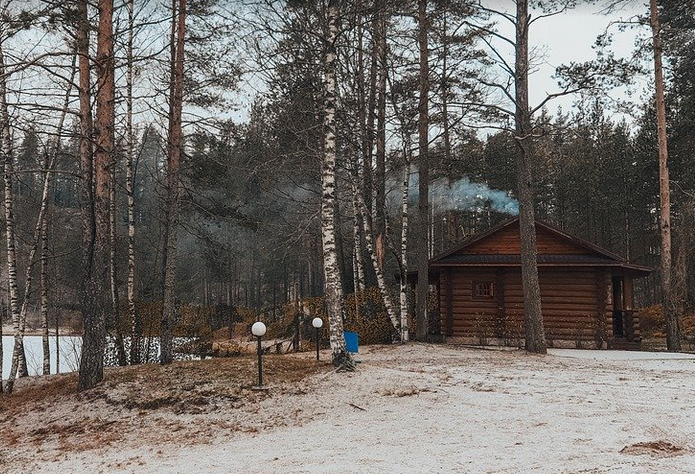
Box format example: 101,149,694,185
9,344,695,473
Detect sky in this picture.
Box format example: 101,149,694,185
523,1,649,120
2,1,652,136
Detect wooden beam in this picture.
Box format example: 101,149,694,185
623,277,633,310
495,268,505,338
446,268,453,337
595,269,608,348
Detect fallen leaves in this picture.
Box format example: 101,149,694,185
620,440,686,457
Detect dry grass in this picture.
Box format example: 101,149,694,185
621,440,686,457
0,354,329,459
2,355,323,414
638,305,695,352
0,373,79,411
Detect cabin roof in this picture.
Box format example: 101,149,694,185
429,217,651,276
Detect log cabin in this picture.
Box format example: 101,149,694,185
428,218,651,349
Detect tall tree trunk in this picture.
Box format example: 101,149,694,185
55,306,60,374
1,37,25,392
321,0,353,369
515,0,546,354
649,0,680,352
39,59,76,375
160,0,186,365
77,0,96,385
353,178,401,337
374,7,387,268
352,189,365,292
109,163,126,365
363,4,378,220
415,0,430,341
126,0,140,365
79,0,115,390
353,0,367,292
399,138,411,343
440,12,453,251
41,211,50,375
0,301,3,393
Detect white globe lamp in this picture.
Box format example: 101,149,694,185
312,318,324,360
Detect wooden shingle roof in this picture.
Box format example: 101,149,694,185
429,217,651,276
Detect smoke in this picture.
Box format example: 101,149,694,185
408,169,519,216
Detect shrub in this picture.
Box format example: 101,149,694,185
638,305,664,338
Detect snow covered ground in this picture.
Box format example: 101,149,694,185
5,344,695,473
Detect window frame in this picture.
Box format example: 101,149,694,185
472,280,495,299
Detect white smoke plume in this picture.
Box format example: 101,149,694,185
407,169,519,216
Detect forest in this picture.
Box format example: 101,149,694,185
1,0,694,389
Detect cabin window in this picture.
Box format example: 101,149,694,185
473,281,494,298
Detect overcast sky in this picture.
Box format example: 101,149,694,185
524,1,649,120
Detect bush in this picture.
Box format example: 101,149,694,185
638,305,665,338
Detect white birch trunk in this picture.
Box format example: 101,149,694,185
126,0,139,365
399,145,411,343
352,190,365,292
321,0,352,368
55,310,59,374
2,38,24,392
353,179,401,338
6,54,76,386
40,211,50,375
0,291,3,393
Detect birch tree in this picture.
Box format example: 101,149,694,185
40,213,50,375
320,0,354,369
0,30,24,391
399,137,412,343
125,0,140,365
373,3,387,268
110,160,126,365
352,171,401,337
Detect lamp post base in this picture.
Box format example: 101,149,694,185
251,385,270,392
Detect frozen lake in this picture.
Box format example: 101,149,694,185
2,334,199,380
2,335,82,379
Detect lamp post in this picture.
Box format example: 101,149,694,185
312,317,323,361
251,321,267,387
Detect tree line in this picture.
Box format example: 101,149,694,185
1,0,694,388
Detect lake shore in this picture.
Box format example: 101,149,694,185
1,326,80,337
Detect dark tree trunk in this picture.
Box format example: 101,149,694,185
415,0,430,341
160,0,186,365
374,6,387,267
514,0,546,354
79,0,115,390
649,0,680,351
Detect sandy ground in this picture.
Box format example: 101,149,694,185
4,343,695,473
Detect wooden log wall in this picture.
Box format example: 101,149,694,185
440,267,616,347
463,223,592,255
